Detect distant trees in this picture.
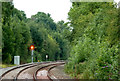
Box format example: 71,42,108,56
2,2,70,63
1,1,119,80
65,2,119,79
27,12,70,61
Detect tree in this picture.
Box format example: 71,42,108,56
2,2,15,64
65,2,119,79
2,2,32,64
28,12,70,61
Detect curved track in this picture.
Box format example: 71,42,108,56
1,61,65,81
33,62,65,81
0,62,50,81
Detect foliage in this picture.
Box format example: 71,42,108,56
28,12,70,61
65,2,119,79
2,2,32,64
2,2,70,64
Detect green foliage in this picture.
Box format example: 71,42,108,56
2,4,15,63
27,12,70,61
65,2,119,79
34,51,41,62
31,12,56,30
2,2,32,64
2,2,70,64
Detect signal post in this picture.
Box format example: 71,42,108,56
30,45,35,63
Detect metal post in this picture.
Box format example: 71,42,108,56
31,50,33,63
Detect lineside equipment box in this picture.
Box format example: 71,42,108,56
14,56,20,65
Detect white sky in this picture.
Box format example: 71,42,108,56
13,0,72,22
13,0,119,22
114,0,120,3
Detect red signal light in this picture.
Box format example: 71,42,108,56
30,45,35,50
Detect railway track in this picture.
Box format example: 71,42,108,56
33,62,65,81
0,62,45,81
1,61,65,81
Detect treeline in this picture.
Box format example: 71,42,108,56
65,2,119,79
2,1,119,79
2,2,70,64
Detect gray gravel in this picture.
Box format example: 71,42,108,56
50,65,72,79
0,62,38,77
0,66,18,76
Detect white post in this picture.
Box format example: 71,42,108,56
31,50,34,63
46,55,48,61
14,56,20,65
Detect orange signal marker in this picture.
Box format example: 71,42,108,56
30,45,35,50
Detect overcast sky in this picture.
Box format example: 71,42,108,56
13,0,119,22
13,0,72,22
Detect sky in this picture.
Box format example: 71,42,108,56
13,0,72,22
13,0,119,23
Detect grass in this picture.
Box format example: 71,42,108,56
0,64,16,68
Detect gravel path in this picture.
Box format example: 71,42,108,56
37,70,49,79
50,65,72,79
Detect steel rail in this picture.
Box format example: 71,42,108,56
15,62,51,81
0,62,50,81
33,62,65,81
1,61,65,81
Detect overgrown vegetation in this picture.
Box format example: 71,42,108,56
1,1,119,79
65,2,119,79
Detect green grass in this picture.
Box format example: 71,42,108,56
0,64,16,68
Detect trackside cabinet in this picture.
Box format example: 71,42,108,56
14,56,20,65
